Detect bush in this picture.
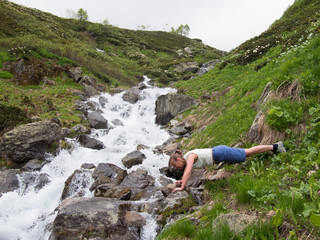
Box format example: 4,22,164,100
0,104,29,131
0,71,13,79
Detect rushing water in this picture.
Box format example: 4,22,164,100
0,77,176,240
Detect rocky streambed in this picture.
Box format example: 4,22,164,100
0,77,207,240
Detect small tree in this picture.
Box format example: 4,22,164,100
171,24,190,36
76,8,88,21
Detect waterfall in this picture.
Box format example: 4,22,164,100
0,76,176,240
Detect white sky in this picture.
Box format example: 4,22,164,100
9,0,295,51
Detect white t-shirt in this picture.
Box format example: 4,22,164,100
184,148,213,168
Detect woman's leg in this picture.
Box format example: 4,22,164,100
244,145,273,157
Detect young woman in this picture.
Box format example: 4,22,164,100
168,142,286,192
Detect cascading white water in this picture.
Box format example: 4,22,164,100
0,76,176,240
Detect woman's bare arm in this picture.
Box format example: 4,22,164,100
172,153,197,192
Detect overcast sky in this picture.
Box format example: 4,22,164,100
9,0,294,51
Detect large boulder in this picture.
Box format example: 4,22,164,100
50,197,137,240
0,121,68,165
155,93,198,125
121,150,146,169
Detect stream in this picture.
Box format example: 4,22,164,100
0,76,177,240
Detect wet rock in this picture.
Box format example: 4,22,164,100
212,212,258,233
120,169,155,189
0,169,19,194
94,183,132,200
121,150,146,169
61,169,93,201
155,93,198,125
122,87,141,104
78,135,105,150
50,197,135,240
159,190,195,213
81,163,96,170
154,137,181,156
74,101,90,116
34,173,50,191
70,124,91,136
111,119,124,127
90,175,113,192
21,159,48,171
125,211,146,227
99,96,108,108
92,163,128,185
0,121,67,165
87,111,108,129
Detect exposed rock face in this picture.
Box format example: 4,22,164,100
0,121,67,165
197,59,220,76
155,93,198,125
50,197,136,240
121,150,146,169
173,61,199,73
0,169,19,194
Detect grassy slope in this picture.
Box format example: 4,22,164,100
0,0,224,132
159,0,320,239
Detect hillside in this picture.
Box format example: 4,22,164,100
0,0,224,133
158,0,320,239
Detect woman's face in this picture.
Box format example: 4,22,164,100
173,157,185,170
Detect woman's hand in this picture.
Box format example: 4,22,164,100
172,187,184,192
176,180,182,187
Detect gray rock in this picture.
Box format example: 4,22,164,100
81,163,96,170
61,169,93,201
120,169,155,189
50,197,135,240
70,124,91,135
212,212,258,233
99,96,108,108
94,183,132,200
197,59,220,76
92,163,128,185
21,159,48,171
122,87,141,104
170,121,192,136
121,150,146,169
78,135,105,150
90,175,113,192
87,111,108,129
0,121,67,165
173,61,199,73
67,67,82,82
0,169,19,194
125,211,146,227
83,83,99,97
155,93,198,125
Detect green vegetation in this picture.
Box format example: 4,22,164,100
157,0,320,239
0,0,320,238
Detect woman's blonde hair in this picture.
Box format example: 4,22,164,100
169,149,184,167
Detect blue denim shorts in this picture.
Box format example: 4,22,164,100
212,145,246,164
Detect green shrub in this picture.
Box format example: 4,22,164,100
0,71,13,79
157,220,196,239
0,104,29,131
266,100,304,131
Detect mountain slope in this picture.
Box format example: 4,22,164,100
0,0,224,86
159,0,320,239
